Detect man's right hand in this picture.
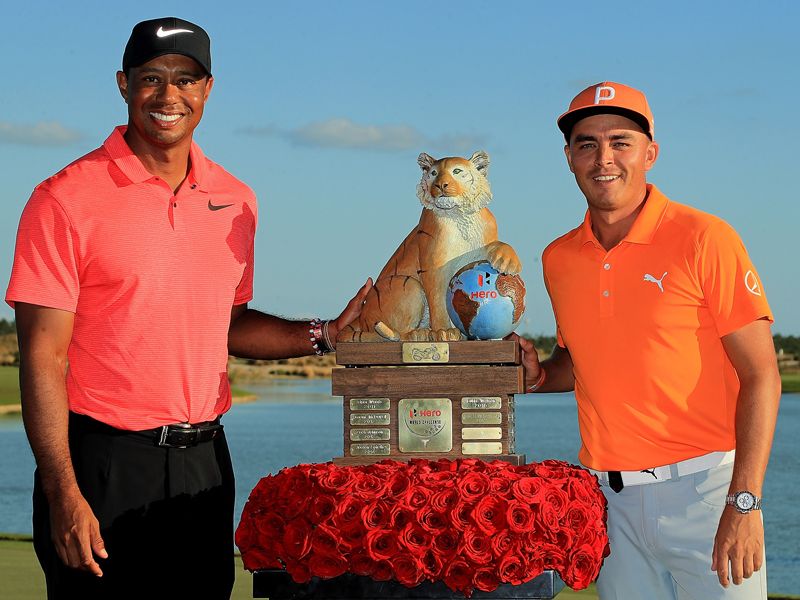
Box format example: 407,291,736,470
507,332,543,389
50,489,107,576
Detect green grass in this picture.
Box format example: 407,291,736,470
0,366,20,406
3,538,800,599
781,372,800,394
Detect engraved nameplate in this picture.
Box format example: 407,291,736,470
402,342,450,364
350,398,391,411
350,413,390,426
461,427,503,440
398,398,452,452
462,412,503,425
350,428,391,442
462,442,503,455
461,397,502,410
350,443,391,456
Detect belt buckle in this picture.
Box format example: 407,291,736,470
157,422,193,448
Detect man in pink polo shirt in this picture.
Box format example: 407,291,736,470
6,17,370,599
513,82,780,598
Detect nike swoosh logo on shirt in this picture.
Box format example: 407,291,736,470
208,200,234,211
156,26,193,38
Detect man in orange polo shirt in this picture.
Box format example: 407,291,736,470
5,17,370,599
515,82,780,598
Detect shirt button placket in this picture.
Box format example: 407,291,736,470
600,259,614,317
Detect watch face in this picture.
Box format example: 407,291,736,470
736,492,755,511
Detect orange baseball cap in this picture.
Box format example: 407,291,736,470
557,81,654,140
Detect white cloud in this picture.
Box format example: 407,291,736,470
0,121,82,146
239,117,487,154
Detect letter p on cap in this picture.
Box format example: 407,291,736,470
594,85,616,104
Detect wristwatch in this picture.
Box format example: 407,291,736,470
725,491,762,514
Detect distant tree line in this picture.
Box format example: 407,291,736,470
0,319,15,335
0,318,797,356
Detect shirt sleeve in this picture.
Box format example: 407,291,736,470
5,189,80,312
697,219,773,337
233,194,257,305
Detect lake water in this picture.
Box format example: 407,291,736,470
0,379,797,594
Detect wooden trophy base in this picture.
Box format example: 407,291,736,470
332,340,525,466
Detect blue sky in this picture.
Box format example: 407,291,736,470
1,0,798,334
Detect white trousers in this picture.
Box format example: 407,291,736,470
596,461,767,600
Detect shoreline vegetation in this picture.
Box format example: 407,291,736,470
1,329,799,414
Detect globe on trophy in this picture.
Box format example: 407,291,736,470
447,260,526,340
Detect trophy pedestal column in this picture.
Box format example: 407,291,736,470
332,340,525,466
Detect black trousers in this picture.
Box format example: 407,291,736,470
33,412,236,599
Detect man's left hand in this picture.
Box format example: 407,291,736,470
711,506,764,587
326,278,373,347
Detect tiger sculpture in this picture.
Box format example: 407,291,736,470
337,150,521,343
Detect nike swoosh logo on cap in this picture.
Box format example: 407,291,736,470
208,200,234,211
156,26,193,38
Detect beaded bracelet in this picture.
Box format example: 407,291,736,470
309,318,325,356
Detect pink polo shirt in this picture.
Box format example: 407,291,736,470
6,126,257,430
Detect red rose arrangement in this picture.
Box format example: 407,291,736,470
236,458,608,597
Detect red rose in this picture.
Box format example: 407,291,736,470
473,495,507,535
490,530,514,559
498,552,526,585
392,554,425,587
284,556,312,584
430,488,459,512
317,464,355,493
512,476,546,504
338,521,366,552
310,494,337,523
241,547,281,571
280,470,314,518
235,518,255,551
308,550,348,579
449,501,473,531
350,551,376,576
365,528,400,561
538,501,560,531
432,528,460,558
332,495,365,529
361,500,390,530
353,473,386,500
461,528,493,565
506,500,535,534
457,471,491,502
543,486,569,519
417,505,448,534
489,470,517,495
564,544,602,590
372,560,394,581
310,523,340,556
443,558,474,595
421,548,444,578
541,542,567,570
390,505,413,529
282,518,312,560
565,502,591,537
473,566,501,593
386,471,411,498
405,485,433,509
400,522,432,555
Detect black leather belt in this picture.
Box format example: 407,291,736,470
155,420,223,448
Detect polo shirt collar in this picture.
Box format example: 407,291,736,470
578,183,669,248
103,126,209,190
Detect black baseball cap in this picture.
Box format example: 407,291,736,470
122,17,211,75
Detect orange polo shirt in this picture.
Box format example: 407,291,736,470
6,126,257,430
542,184,772,470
